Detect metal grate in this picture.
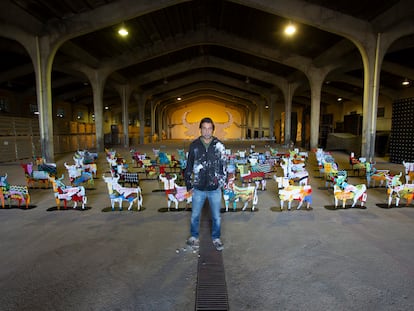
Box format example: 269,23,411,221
195,203,229,311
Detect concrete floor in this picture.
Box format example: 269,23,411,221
1,140,413,311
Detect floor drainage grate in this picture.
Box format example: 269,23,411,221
195,203,229,311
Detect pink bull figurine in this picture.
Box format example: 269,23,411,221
159,173,192,210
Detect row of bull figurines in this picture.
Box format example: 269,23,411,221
317,148,414,207
1,146,413,210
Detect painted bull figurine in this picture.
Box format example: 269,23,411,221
365,162,390,188
236,163,266,191
103,174,143,211
333,184,367,208
0,173,31,208
278,185,312,210
223,174,258,212
386,172,414,207
21,162,50,188
49,175,87,209
159,173,192,210
64,163,94,188
402,161,414,184
332,170,367,208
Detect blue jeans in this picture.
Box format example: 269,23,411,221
190,188,222,240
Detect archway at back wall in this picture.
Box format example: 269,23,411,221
168,100,242,140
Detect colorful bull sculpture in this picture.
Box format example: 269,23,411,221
280,157,309,186
349,153,366,176
332,170,367,208
223,174,258,212
365,162,390,188
49,175,87,209
402,161,414,184
159,173,192,210
103,174,143,211
236,163,266,191
333,184,367,208
64,163,94,187
386,172,414,207
387,184,414,207
21,162,50,188
0,173,31,208
73,151,98,178
278,185,312,210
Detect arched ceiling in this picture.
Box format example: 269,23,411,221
0,0,413,114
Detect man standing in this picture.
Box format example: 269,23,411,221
184,117,227,251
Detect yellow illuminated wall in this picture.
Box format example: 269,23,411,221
169,100,242,140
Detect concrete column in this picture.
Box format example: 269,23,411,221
149,100,156,142
242,112,247,139
33,36,55,162
119,85,131,148
88,72,107,152
361,33,382,160
269,94,277,140
134,93,146,144
258,98,264,138
154,100,165,140
249,107,256,139
282,83,297,145
308,74,324,150
241,112,246,139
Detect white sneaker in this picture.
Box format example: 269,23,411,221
212,238,224,251
186,236,200,250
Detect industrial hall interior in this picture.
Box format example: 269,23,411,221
1,1,414,311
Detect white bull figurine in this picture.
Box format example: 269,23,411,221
386,172,414,207
159,172,192,210
402,161,414,184
103,174,143,211
278,185,312,210
333,184,367,208
49,175,87,209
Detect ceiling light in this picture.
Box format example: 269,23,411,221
284,22,296,36
118,24,128,37
245,77,250,84
402,78,410,86
337,97,343,102
177,97,182,101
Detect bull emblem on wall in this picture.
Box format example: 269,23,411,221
182,111,233,138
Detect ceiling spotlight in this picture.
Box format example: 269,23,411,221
245,77,250,84
284,22,296,36
177,97,182,101
118,24,128,37
163,78,168,84
337,97,343,102
402,78,410,86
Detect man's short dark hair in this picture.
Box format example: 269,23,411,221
199,117,215,130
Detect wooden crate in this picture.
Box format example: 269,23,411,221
70,121,78,133
78,123,86,133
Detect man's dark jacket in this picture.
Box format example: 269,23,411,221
184,136,227,191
